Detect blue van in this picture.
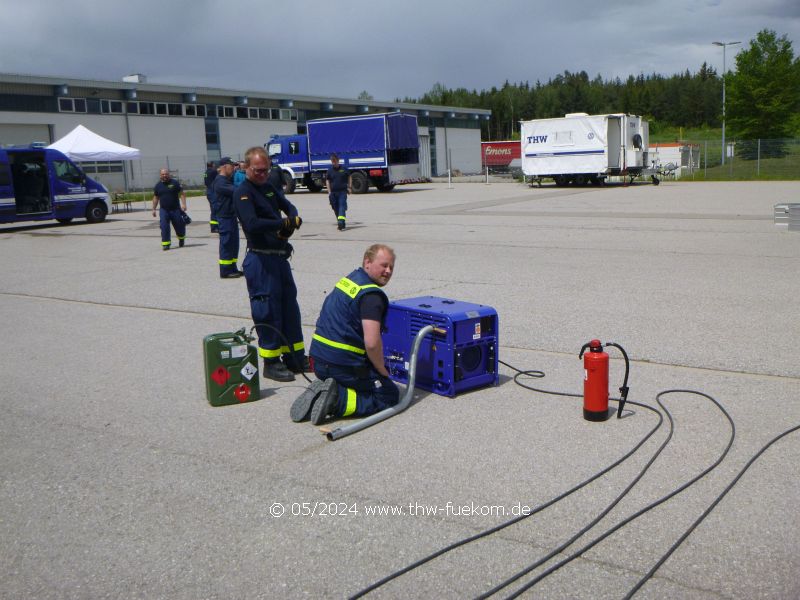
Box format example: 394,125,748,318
0,147,111,225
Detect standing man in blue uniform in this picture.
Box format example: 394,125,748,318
268,155,285,191
325,153,351,231
234,147,310,382
204,161,219,233
211,157,242,278
152,168,187,251
291,244,398,425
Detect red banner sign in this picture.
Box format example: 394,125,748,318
481,141,521,166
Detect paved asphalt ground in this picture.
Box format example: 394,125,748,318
1,180,798,599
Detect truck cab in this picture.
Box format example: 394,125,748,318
266,135,323,193
0,147,111,224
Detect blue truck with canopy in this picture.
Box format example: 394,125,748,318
0,146,111,225
266,112,423,194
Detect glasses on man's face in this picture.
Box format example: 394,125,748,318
250,168,269,175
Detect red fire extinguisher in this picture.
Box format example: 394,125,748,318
579,340,630,421
580,339,610,421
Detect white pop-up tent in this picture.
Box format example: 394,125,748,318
47,124,141,161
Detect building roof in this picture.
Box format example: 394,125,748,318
0,72,491,120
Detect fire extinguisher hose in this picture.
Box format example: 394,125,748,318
604,342,630,418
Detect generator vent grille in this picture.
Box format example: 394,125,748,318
409,313,447,337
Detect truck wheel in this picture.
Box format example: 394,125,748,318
85,200,108,223
350,172,369,194
375,183,395,192
306,175,323,193
573,174,588,186
282,171,296,194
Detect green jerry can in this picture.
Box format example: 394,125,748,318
203,328,260,406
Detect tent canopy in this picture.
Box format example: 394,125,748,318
47,124,141,161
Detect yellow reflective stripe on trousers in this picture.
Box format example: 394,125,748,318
334,277,380,299
343,387,357,416
312,333,365,355
276,342,305,354
219,258,238,265
259,343,304,358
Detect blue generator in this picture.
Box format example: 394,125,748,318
382,296,499,397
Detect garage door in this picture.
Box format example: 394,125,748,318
0,123,52,146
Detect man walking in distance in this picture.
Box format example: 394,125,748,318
211,157,242,278
152,168,187,251
325,153,351,230
204,161,219,233
291,244,398,425
234,147,310,382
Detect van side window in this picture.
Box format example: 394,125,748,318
288,142,299,155
54,160,84,185
0,162,10,186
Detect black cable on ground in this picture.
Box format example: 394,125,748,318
624,422,800,598
349,356,798,599
500,359,580,399
349,360,664,599
476,388,679,599
500,389,735,599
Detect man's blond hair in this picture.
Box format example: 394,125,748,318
363,244,395,264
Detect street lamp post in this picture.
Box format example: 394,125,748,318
713,40,741,166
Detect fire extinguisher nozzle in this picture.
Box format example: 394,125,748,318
617,385,630,418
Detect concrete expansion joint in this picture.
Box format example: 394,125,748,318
502,343,800,382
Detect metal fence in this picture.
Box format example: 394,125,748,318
665,138,800,181
84,138,800,193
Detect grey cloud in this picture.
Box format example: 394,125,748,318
0,0,797,100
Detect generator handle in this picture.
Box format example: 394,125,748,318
326,325,435,441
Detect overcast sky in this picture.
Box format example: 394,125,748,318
1,0,798,103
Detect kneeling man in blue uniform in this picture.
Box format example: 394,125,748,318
291,244,398,425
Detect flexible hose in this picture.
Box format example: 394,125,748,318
604,342,630,418
327,325,436,441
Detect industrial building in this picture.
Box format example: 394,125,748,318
0,73,489,191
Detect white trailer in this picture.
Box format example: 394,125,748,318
521,113,657,186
